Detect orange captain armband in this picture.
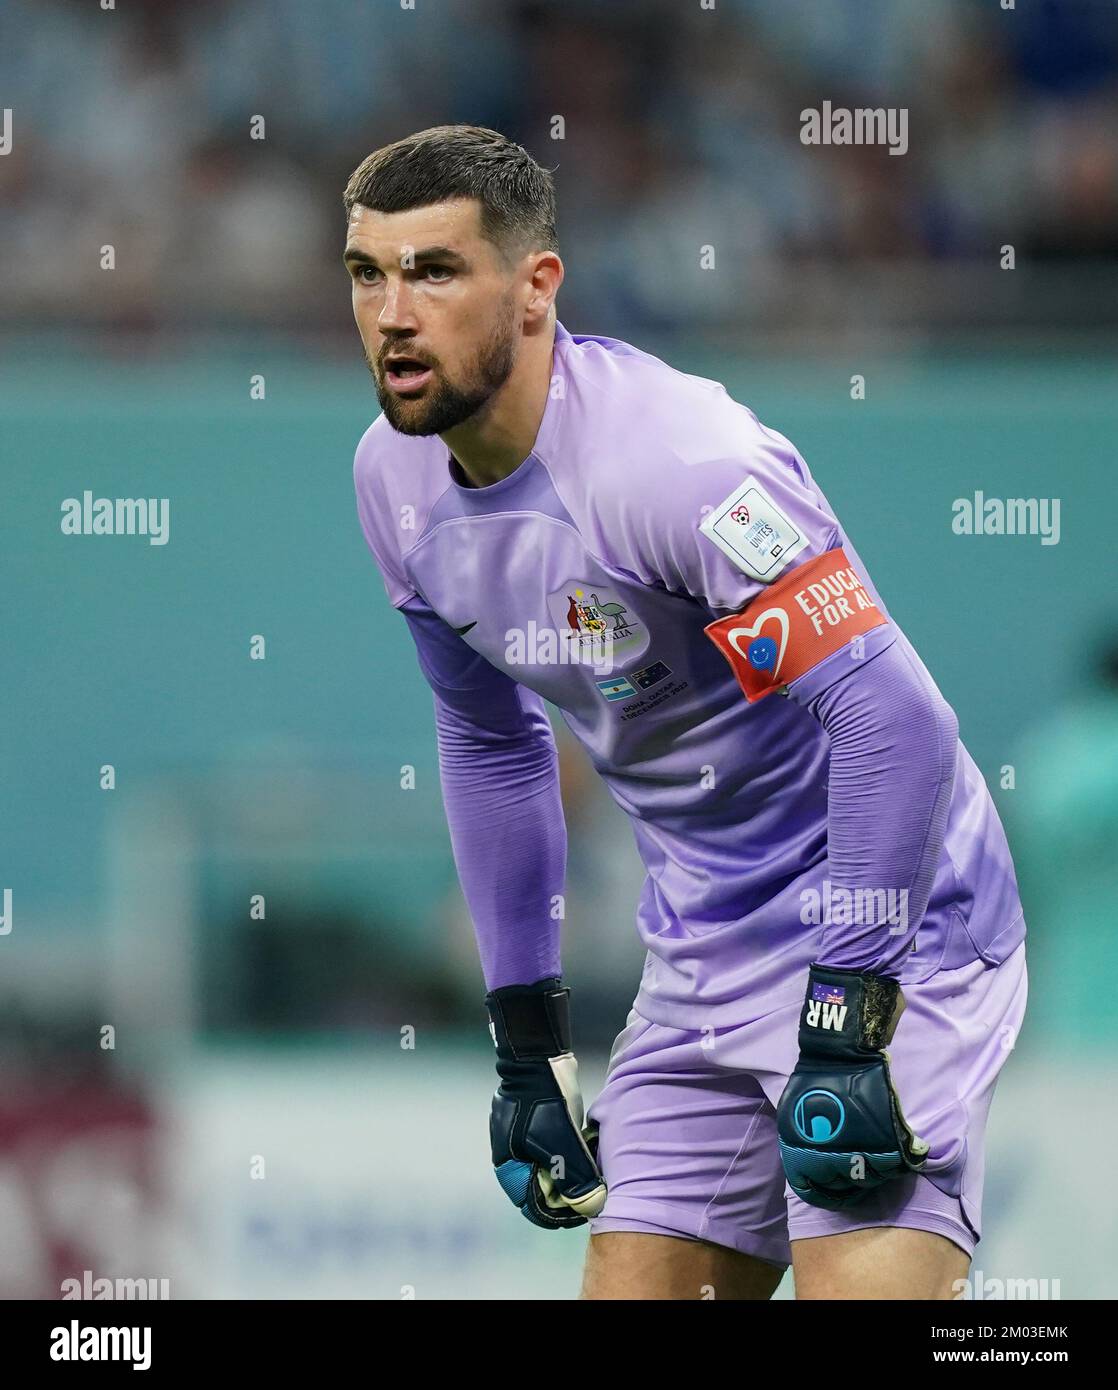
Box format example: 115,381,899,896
703,547,888,703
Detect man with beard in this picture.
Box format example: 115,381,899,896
345,125,1027,1301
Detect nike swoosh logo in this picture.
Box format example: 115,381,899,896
453,620,478,636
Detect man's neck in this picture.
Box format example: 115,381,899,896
443,321,556,489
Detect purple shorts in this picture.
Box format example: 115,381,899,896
586,943,1027,1266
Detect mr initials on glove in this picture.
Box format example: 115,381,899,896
777,963,930,1210
486,978,607,1229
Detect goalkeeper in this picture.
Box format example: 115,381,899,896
347,126,1027,1300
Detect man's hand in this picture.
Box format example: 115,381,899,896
777,964,929,1210
486,977,607,1229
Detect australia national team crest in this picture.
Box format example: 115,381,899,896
545,584,645,657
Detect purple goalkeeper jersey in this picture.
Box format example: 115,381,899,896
354,321,1025,1029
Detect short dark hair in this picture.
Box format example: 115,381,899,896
343,125,558,264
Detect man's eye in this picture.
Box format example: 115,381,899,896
356,266,381,284
423,265,452,282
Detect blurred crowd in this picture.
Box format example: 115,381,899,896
2,0,1117,342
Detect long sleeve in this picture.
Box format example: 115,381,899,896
786,637,959,976
399,594,567,991
630,425,961,979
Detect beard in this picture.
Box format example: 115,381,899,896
367,298,519,436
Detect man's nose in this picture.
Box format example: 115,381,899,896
377,277,419,335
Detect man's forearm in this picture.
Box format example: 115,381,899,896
794,638,959,975
434,686,566,990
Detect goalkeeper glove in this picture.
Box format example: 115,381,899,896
486,977,607,1229
777,963,929,1210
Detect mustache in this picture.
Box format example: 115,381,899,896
376,348,437,371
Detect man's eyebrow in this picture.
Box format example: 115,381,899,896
410,245,468,266
343,244,469,269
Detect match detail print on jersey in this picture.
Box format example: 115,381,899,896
698,474,808,581
704,547,887,702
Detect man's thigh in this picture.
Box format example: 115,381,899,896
584,947,1025,1296
792,1226,970,1300
585,1018,794,1268
581,1231,785,1301
774,944,1029,1257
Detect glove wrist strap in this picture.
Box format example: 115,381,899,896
799,964,903,1060
486,978,571,1060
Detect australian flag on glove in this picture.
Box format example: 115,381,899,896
777,964,930,1210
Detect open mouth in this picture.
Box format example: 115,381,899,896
383,357,434,393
